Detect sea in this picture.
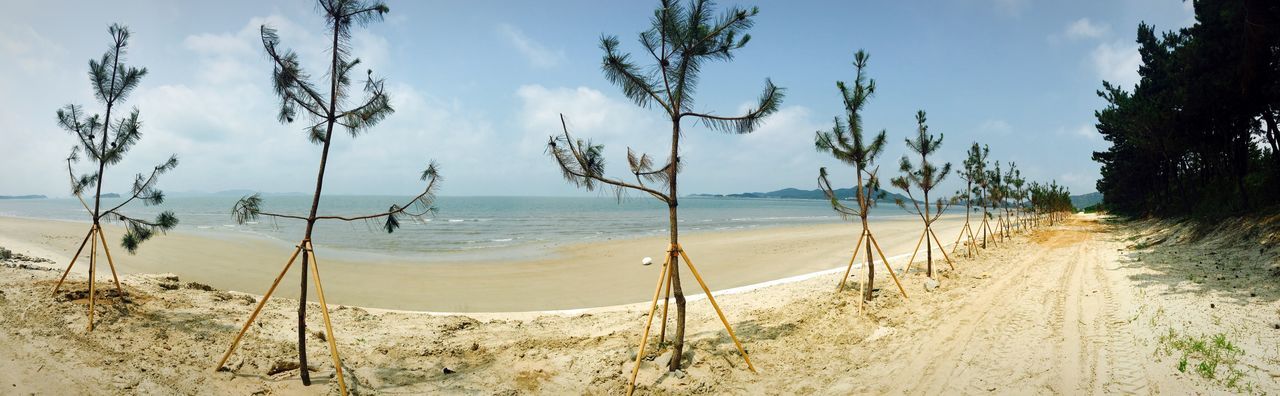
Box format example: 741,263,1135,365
0,196,913,260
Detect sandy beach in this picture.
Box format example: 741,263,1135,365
0,214,1276,394
0,214,968,312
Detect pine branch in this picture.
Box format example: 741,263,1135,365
547,114,671,203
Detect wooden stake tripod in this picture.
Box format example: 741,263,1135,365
834,228,909,303
976,214,997,248
627,244,754,396
902,226,956,276
51,223,125,332
214,240,349,396
950,221,978,258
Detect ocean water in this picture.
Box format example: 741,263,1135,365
0,196,912,259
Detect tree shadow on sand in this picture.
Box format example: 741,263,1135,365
1105,214,1280,305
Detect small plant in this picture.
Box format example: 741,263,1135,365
0,247,11,261
1159,329,1246,386
1196,360,1217,379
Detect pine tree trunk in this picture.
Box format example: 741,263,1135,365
857,172,873,302
298,243,310,385
667,121,685,372
923,189,932,278
864,235,875,301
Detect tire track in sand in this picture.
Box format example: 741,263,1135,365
891,222,1148,395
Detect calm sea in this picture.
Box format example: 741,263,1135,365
0,196,912,259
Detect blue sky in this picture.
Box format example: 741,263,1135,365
0,0,1195,198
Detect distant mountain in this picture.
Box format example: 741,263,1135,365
101,193,121,198
1070,192,1103,209
691,187,915,203
0,195,46,200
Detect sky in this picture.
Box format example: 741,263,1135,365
0,0,1196,198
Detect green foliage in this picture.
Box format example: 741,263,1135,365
248,0,439,234
1029,181,1072,214
548,0,784,202
1092,0,1280,216
958,143,989,208
260,1,393,143
1159,329,1247,387
119,211,178,254
231,194,263,225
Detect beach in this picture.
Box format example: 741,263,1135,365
1,214,1276,394
0,214,969,312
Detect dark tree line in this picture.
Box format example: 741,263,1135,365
1093,0,1280,216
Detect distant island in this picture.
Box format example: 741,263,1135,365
691,187,914,203
0,195,46,200
101,193,121,198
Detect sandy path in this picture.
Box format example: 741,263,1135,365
867,218,1159,395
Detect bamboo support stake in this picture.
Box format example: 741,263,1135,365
929,228,956,271
950,223,966,255
836,230,867,292
52,227,95,296
215,243,305,371
87,227,97,331
626,252,672,396
867,233,908,299
305,242,349,396
902,231,926,275
95,224,124,297
676,246,756,373
857,275,865,314
657,250,674,344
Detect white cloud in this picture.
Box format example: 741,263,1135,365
0,25,65,73
1071,124,1099,142
1059,171,1097,193
1064,18,1109,40
978,119,1013,135
91,15,496,195
1090,40,1141,89
993,0,1027,16
498,24,565,69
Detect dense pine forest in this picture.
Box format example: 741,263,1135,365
1093,0,1280,217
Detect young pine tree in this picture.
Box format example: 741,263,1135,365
548,0,783,374
953,143,988,255
59,24,179,255
892,111,952,278
220,1,441,392
815,49,892,302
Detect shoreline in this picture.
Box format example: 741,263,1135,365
0,214,967,312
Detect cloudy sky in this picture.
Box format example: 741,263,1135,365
0,0,1194,198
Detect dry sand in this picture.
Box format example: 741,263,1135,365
0,214,1277,395
0,215,967,312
